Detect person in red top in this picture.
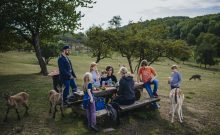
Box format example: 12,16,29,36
137,60,159,98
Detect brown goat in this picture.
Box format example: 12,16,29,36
3,92,29,122
49,89,64,119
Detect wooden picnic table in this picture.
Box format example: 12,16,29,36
70,82,161,122
73,82,144,99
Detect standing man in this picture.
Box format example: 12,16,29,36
58,45,77,105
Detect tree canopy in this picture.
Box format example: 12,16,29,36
0,0,95,75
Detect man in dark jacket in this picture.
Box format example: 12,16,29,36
58,45,77,105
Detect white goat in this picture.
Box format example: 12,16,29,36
169,88,184,123
3,92,29,122
48,88,64,119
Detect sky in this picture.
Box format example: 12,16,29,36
77,0,220,32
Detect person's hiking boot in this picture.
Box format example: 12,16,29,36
153,92,158,98
91,125,99,132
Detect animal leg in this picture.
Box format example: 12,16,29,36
15,108,21,121
178,105,183,123
24,103,29,116
49,101,52,113
60,105,64,117
169,98,173,115
180,97,184,119
53,105,57,119
171,104,177,123
3,107,10,122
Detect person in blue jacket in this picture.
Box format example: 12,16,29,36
58,45,77,105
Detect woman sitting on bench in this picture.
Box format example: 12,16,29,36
113,67,135,105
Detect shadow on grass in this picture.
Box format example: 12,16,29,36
0,74,202,135
0,73,53,134
114,106,199,135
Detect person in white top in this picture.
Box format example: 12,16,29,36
90,62,100,88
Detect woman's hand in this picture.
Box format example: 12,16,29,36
90,97,94,103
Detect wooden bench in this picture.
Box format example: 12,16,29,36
97,97,160,119
71,97,160,118
71,104,108,118
119,97,160,112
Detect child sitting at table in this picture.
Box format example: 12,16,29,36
82,72,98,131
106,66,118,85
100,70,108,87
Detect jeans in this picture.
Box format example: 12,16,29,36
63,79,77,102
86,101,96,127
144,79,159,109
144,79,158,97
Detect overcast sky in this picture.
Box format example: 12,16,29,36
77,0,220,32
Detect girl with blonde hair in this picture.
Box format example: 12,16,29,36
82,72,98,131
90,62,100,87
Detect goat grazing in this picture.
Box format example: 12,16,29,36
48,88,64,119
3,92,29,122
189,74,201,80
169,88,184,123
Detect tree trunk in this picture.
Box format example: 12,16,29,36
134,57,143,74
95,57,100,63
45,58,49,65
95,51,102,63
32,33,48,75
127,56,133,74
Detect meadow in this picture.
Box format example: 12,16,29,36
0,51,220,135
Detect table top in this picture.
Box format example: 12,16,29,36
74,82,144,97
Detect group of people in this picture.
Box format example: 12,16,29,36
57,45,182,131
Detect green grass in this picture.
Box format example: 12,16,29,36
0,51,220,135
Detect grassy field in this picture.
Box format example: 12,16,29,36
0,51,220,135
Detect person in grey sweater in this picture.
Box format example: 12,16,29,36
170,65,181,90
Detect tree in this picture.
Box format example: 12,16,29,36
108,16,122,28
168,40,192,64
41,40,65,65
195,43,217,68
109,23,143,73
186,33,196,45
84,26,112,63
195,33,219,67
0,0,95,75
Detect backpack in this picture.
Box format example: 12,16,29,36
95,97,105,111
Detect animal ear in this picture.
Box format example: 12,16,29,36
56,85,61,91
3,92,9,99
56,85,65,93
61,85,65,91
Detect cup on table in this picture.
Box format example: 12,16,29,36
102,81,105,87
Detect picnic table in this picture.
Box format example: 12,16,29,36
70,82,160,118
73,82,144,99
